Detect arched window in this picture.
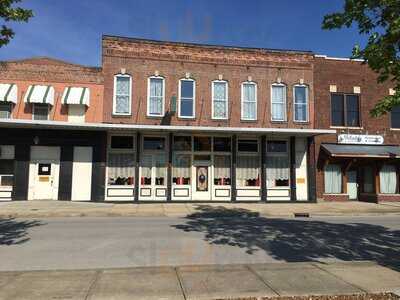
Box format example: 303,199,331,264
271,83,287,121
147,76,165,117
212,80,228,119
178,78,195,118
293,84,309,122
113,74,132,115
241,81,257,121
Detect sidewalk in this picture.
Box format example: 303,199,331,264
1,200,400,218
0,261,399,299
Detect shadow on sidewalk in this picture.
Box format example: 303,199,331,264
0,218,45,245
172,205,400,271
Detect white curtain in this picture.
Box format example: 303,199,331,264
213,82,227,118
243,84,256,119
141,155,153,178
173,154,191,178
108,153,135,180
154,154,166,178
272,85,285,120
380,165,397,194
237,155,259,186
150,78,163,115
116,77,130,114
294,86,307,121
266,155,289,180
324,164,342,193
214,155,231,178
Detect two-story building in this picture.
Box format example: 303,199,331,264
314,55,400,202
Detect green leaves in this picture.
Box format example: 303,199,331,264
322,0,400,117
0,0,33,47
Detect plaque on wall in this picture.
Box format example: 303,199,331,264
196,166,208,192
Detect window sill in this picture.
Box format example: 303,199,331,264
146,115,164,119
390,128,400,131
177,116,196,120
271,120,288,124
240,119,258,123
112,114,132,118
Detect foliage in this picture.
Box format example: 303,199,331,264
322,0,400,117
0,0,33,47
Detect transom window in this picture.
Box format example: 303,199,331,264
148,77,165,117
179,79,195,118
331,93,360,127
143,137,166,151
212,81,228,119
294,85,308,122
111,136,134,149
391,105,400,128
113,74,131,115
241,82,257,121
271,84,287,121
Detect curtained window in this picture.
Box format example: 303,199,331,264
107,153,135,186
173,154,191,185
114,75,131,115
148,77,164,116
212,81,228,119
324,164,342,193
241,82,257,120
266,141,289,188
141,155,152,185
294,85,308,122
154,154,167,186
214,155,231,186
380,164,397,194
271,84,286,121
237,156,260,187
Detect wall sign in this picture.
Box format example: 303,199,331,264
338,134,384,145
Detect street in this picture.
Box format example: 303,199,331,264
1,207,399,272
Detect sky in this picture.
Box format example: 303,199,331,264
0,0,367,67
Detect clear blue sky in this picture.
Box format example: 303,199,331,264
0,0,366,66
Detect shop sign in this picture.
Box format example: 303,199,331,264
338,134,384,145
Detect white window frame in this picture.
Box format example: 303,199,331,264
293,84,309,122
147,76,165,117
241,81,257,121
271,83,287,122
212,80,229,120
113,74,132,116
32,103,49,121
178,78,195,118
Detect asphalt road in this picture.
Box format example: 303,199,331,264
0,214,399,271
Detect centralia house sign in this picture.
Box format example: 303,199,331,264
338,134,384,145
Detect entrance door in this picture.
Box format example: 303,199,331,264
347,170,358,200
192,159,211,200
33,160,59,200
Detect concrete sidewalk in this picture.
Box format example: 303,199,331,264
0,261,399,299
1,200,400,218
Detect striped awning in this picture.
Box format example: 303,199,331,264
0,83,17,103
61,87,90,106
24,85,55,105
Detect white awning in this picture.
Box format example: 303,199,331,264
24,85,55,105
0,83,17,103
61,87,90,106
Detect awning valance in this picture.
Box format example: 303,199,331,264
0,83,17,103
24,85,55,105
61,87,90,106
322,143,400,158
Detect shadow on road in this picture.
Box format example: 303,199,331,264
0,218,44,245
172,205,400,271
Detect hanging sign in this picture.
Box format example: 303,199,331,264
338,134,384,145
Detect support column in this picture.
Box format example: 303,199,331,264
58,145,73,201
134,132,141,202
231,134,237,202
12,144,30,201
167,132,173,202
91,132,107,202
290,136,297,202
307,137,316,203
261,135,267,202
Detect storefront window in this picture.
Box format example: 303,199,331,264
107,136,135,186
111,136,134,149
173,154,191,185
238,139,258,152
237,156,260,187
155,154,166,186
213,137,231,152
266,141,289,188
380,164,397,194
214,155,231,186
0,159,14,187
324,164,342,193
141,155,152,185
173,136,192,151
143,137,165,151
194,136,211,152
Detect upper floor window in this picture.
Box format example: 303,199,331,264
148,76,165,117
391,105,400,128
113,74,132,115
293,85,308,122
212,80,228,119
271,83,287,121
179,79,195,118
0,103,12,119
331,93,360,127
241,82,257,121
33,104,49,121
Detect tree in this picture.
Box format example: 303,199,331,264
322,0,400,117
0,0,33,47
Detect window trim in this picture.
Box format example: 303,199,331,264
330,92,361,128
293,84,309,123
211,80,229,120
147,76,165,117
178,78,196,119
241,81,257,121
113,74,132,116
270,83,287,122
32,103,49,121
